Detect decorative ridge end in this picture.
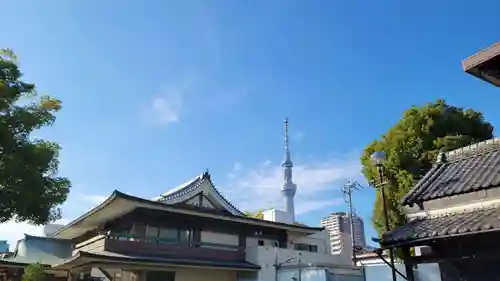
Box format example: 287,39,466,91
436,151,447,164
202,169,212,182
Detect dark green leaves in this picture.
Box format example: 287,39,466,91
361,100,493,237
22,264,45,281
0,49,70,225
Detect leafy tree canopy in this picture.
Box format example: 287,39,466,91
22,264,45,281
361,99,493,236
0,49,70,224
243,210,264,219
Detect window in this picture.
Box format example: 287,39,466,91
179,229,191,243
258,240,264,246
159,228,178,242
146,226,159,238
146,271,175,281
294,243,318,252
270,241,279,248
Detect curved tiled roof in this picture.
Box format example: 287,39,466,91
155,171,245,216
381,206,500,247
402,139,500,205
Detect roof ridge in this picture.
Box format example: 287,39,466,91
445,138,500,162
155,171,245,216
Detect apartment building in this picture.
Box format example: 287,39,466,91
321,212,366,255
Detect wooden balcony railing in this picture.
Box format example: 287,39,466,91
74,233,245,262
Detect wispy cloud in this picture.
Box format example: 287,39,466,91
0,191,108,251
0,218,68,251
219,156,362,216
145,88,184,126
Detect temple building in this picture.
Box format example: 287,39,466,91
463,41,500,87
0,119,363,281
379,139,500,281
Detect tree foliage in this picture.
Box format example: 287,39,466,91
0,49,70,224
361,100,494,236
22,264,46,281
243,210,264,219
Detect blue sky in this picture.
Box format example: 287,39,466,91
1,0,500,248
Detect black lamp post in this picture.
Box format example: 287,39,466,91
371,151,397,281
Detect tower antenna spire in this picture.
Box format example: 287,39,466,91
282,118,293,169
281,118,297,222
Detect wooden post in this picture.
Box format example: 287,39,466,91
402,247,415,281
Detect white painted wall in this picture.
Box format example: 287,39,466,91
278,268,327,281
245,245,356,281
263,209,294,224
246,237,279,248
292,230,331,254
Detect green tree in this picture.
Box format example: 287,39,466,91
361,100,493,236
0,49,70,224
243,210,264,219
22,264,45,281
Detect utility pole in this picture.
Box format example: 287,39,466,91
342,180,363,266
297,252,302,281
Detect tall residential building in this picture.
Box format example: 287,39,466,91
321,212,366,255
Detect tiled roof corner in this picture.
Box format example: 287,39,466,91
402,138,500,205
382,206,500,246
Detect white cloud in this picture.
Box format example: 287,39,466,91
144,76,197,126
219,157,362,216
148,92,182,125
0,218,68,251
0,192,109,251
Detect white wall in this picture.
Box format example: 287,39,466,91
278,268,327,281
246,237,279,248
245,245,354,281
292,231,331,254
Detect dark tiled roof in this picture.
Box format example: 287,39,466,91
155,171,245,216
381,207,500,246
58,251,260,270
402,140,500,205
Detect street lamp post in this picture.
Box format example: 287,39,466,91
371,151,397,281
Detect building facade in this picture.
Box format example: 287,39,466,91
321,212,366,255
0,119,364,281
380,139,500,281
0,171,362,281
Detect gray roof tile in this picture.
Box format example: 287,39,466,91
402,140,500,205
154,171,245,216
381,207,500,246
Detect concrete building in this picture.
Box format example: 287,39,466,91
321,212,366,255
